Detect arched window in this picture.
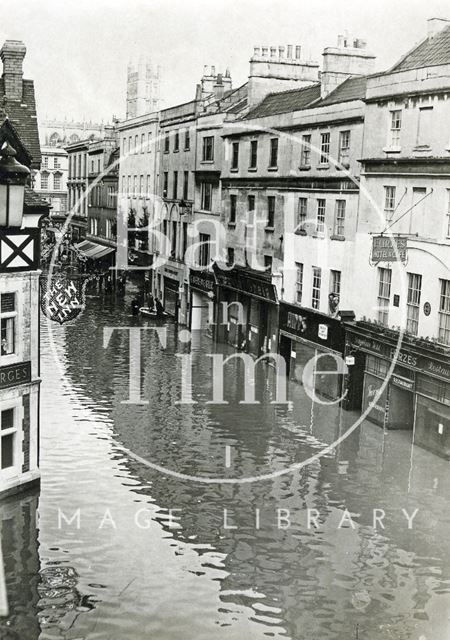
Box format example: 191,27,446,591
69,134,79,143
40,171,49,190
53,172,62,190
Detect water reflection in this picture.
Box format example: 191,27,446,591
3,291,450,639
0,489,40,639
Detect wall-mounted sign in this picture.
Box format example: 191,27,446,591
423,302,431,316
318,324,329,340
214,266,278,303
391,375,415,392
371,236,407,264
279,303,345,353
0,361,31,389
189,269,216,294
345,355,355,366
393,294,400,307
0,229,39,272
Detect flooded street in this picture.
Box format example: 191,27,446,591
2,293,450,639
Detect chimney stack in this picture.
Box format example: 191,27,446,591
0,40,26,102
321,35,375,98
427,17,450,38
248,44,320,107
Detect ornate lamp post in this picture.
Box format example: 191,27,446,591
0,141,30,227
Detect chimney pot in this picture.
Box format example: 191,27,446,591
261,46,268,57
270,47,277,57
287,44,293,58
295,45,301,59
279,46,285,58
253,46,260,56
211,65,216,76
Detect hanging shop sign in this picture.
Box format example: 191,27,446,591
371,235,407,264
40,275,89,324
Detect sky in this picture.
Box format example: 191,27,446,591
1,0,449,124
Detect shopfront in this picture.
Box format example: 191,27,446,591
189,269,216,336
163,276,179,318
278,303,346,402
214,265,278,356
346,322,450,458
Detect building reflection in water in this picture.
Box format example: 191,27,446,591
0,488,40,639
0,477,96,638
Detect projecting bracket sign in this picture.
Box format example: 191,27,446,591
370,235,408,265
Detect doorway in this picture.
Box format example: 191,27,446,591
388,385,415,430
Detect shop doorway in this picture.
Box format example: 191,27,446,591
388,385,415,430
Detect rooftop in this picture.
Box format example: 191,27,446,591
317,75,368,106
0,78,41,168
391,24,450,71
243,83,321,119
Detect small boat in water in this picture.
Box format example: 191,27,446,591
139,306,167,318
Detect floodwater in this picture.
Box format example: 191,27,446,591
1,291,450,640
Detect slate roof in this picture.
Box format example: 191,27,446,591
24,186,50,210
391,24,450,71
243,83,321,119
0,78,41,169
317,75,368,106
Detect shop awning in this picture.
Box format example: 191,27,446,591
74,240,115,259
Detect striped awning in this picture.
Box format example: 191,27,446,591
74,240,115,259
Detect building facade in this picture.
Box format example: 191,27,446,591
116,111,159,282
73,137,119,272
33,145,68,218
344,18,450,456
39,118,110,148
0,40,48,496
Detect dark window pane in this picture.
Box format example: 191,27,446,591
1,433,13,469
1,293,15,313
1,409,13,430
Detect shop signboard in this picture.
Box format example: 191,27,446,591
391,374,415,392
214,266,277,303
279,303,345,353
371,235,407,264
189,269,216,294
349,330,450,381
0,361,31,390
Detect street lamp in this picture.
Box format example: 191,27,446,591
0,141,30,227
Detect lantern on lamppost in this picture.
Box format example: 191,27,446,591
0,141,30,227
